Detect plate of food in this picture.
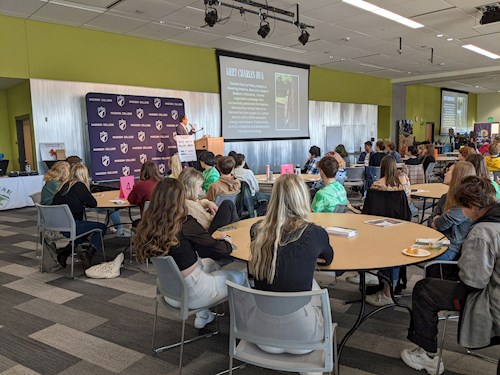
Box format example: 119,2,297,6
402,248,431,257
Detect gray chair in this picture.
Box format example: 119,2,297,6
31,192,42,258
493,171,500,180
36,204,105,278
214,193,239,207
333,204,347,213
30,192,42,204
343,167,365,196
425,162,436,183
151,256,226,375
224,280,337,375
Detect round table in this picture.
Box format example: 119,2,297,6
92,190,133,208
436,156,458,162
255,173,321,185
218,213,447,363
411,183,448,223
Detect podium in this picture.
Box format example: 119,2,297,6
195,137,224,156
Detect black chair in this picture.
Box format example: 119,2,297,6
0,160,9,176
362,189,411,221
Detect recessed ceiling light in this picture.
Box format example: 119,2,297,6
407,72,411,74
439,62,445,66
437,34,443,37
184,26,191,29
342,0,424,29
475,85,480,88
159,20,166,24
329,55,334,59
463,44,500,59
341,58,346,61
446,38,453,41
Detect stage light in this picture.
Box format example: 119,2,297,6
257,21,270,38
205,7,218,27
298,29,309,45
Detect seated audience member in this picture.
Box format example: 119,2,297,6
41,161,70,205
421,144,436,173
51,163,107,270
386,141,402,163
199,151,220,192
467,153,500,200
168,154,182,178
458,146,476,161
369,141,387,167
133,178,246,329
401,176,500,374
404,146,421,165
233,153,269,202
485,142,500,171
358,141,374,164
302,145,321,174
427,162,475,261
249,174,333,362
310,150,347,194
312,157,348,213
206,156,241,202
66,155,82,166
335,144,350,167
479,141,490,155
128,161,161,216
178,167,239,234
214,154,223,172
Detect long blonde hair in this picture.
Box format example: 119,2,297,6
44,161,70,182
249,174,311,283
169,154,183,179
133,178,188,262
58,163,91,193
178,167,203,201
445,161,476,211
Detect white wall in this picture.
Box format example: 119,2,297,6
477,93,500,123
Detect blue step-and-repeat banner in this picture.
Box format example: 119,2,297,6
85,93,184,182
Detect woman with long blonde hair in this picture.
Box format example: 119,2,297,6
168,154,183,178
249,174,333,359
427,161,476,261
133,178,246,329
41,161,70,205
52,163,107,269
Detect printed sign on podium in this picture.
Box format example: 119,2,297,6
176,135,197,162
119,176,135,199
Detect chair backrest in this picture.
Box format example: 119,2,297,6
151,256,189,318
226,280,333,367
333,204,347,213
236,180,255,219
493,171,500,180
425,162,436,183
214,192,239,207
364,166,381,189
143,200,150,213
0,159,9,176
404,164,425,185
30,192,42,204
362,189,411,221
345,167,364,181
36,204,77,237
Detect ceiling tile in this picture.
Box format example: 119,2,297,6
460,33,500,54
169,30,222,45
66,0,116,7
109,0,181,21
126,22,185,40
413,8,481,39
83,13,148,33
30,3,101,26
0,0,45,18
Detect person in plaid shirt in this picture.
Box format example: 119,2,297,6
312,156,348,213
302,145,321,174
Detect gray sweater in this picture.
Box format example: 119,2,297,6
427,194,472,259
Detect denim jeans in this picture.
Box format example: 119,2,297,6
63,220,106,253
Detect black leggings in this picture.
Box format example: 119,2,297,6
208,200,239,234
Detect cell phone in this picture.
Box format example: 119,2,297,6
219,225,236,231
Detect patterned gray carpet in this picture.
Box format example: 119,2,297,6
0,207,497,375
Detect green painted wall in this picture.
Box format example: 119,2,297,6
0,90,12,167
406,85,441,141
5,81,33,171
377,106,391,140
0,16,29,79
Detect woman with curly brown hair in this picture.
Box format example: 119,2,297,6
133,178,246,329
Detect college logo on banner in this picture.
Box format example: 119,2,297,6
120,143,128,154
157,142,165,153
136,108,144,119
139,153,147,164
102,155,110,167
154,98,161,108
97,106,106,119
122,166,130,176
155,120,163,131
118,119,127,130
138,131,146,142
158,163,166,174
117,95,125,107
99,131,108,143
171,109,178,120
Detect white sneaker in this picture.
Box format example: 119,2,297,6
346,272,379,285
85,252,124,279
116,229,131,237
194,310,215,329
365,291,393,307
108,227,117,234
401,346,444,375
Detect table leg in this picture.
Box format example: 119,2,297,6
419,197,428,224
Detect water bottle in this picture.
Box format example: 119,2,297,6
25,161,31,173
269,171,274,182
294,164,301,175
266,164,270,180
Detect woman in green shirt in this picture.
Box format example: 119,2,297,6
41,161,70,205
467,154,500,200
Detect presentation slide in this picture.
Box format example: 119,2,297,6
219,54,309,140
440,89,468,135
